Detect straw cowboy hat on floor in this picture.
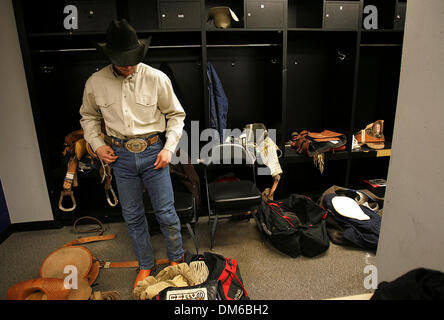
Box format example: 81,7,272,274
207,7,239,29
96,19,151,66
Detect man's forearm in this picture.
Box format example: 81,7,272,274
80,119,105,152
164,110,186,153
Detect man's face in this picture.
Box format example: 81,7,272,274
113,64,137,78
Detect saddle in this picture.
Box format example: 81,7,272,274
59,129,118,212
6,217,171,300
291,130,347,173
355,120,385,150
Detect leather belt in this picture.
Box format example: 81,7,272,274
104,134,159,153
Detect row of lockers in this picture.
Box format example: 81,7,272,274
20,0,407,34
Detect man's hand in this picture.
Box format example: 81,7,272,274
154,149,172,170
96,145,118,164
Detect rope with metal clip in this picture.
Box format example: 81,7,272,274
98,158,119,207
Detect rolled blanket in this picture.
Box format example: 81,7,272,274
133,263,198,300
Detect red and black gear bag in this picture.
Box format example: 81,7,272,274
256,194,330,258
157,251,249,300
203,252,249,300
174,251,249,300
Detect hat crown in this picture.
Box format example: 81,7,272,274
105,19,139,52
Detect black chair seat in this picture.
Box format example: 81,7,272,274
208,180,262,212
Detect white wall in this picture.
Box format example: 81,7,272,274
376,0,444,282
0,0,53,223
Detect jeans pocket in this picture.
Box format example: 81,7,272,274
150,138,163,151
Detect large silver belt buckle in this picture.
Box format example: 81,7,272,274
125,138,148,153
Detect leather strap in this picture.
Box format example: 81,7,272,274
101,261,139,269
59,155,79,212
64,214,172,271
308,130,343,141
63,234,116,247
99,258,170,269
73,216,104,235
63,156,79,191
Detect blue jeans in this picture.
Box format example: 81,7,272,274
110,138,184,270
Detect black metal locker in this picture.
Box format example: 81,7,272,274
394,2,407,30
246,0,284,29
159,1,201,30
323,1,360,29
69,0,117,32
127,0,159,30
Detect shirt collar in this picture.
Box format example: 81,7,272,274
110,63,140,80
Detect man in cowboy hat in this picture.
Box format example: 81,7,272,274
79,19,186,288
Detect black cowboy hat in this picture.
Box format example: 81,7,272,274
96,19,151,67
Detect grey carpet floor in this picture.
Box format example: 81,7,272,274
0,216,375,300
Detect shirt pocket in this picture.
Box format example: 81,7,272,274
95,95,117,123
95,95,115,110
135,94,158,124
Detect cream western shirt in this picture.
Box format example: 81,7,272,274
79,63,186,153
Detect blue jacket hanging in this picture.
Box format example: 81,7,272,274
207,62,228,141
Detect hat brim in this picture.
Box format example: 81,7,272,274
207,7,239,21
96,37,151,67
332,196,370,221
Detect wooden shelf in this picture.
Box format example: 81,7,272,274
351,141,393,159
206,28,283,32
28,29,203,37
287,28,357,32
283,142,392,164
361,29,404,33
283,146,350,164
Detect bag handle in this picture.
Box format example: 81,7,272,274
221,258,248,299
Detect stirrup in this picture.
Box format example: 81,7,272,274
105,187,118,207
59,190,76,212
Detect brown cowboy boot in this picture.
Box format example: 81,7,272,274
133,269,151,289
169,256,185,267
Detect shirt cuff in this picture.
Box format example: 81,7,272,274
163,137,179,153
90,137,106,153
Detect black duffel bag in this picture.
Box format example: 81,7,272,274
256,194,330,258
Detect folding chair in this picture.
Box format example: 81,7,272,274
203,143,262,250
